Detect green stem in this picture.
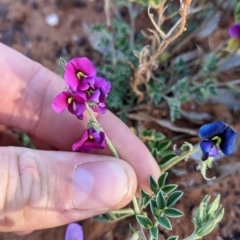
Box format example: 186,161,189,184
85,103,141,215
183,232,201,240
110,208,135,215
160,147,200,172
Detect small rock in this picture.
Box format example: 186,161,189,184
46,13,59,27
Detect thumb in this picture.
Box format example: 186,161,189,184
0,147,137,232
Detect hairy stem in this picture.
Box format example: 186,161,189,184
161,147,200,172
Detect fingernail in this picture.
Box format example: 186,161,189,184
73,161,129,210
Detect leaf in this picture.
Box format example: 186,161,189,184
164,208,184,218
142,196,151,208
136,215,153,229
129,224,136,234
151,148,158,160
167,191,183,207
159,153,177,167
206,194,220,215
162,184,178,195
150,226,158,239
156,140,172,153
157,216,172,230
150,176,158,193
156,191,166,210
150,200,160,217
167,236,179,240
140,189,150,199
158,172,168,189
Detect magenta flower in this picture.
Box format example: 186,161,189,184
65,223,83,240
229,23,240,41
72,127,106,152
64,57,97,91
52,91,87,119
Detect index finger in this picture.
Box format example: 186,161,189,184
0,43,160,189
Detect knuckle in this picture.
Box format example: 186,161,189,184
0,147,48,212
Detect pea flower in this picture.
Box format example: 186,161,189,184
229,23,240,41
228,23,240,52
72,126,106,152
64,57,97,92
65,223,83,240
199,121,238,160
52,91,87,119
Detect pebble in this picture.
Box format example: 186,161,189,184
46,13,59,27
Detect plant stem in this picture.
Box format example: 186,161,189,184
160,147,200,172
86,103,141,215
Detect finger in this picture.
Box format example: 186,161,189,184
0,43,160,189
0,146,137,232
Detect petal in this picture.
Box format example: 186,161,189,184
52,92,69,113
65,223,83,240
220,127,238,155
94,77,111,94
89,89,101,102
75,102,86,119
200,140,218,156
199,121,228,139
92,103,107,114
72,130,89,151
229,23,240,39
68,102,86,119
64,62,79,91
70,57,97,77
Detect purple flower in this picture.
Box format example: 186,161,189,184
65,223,83,240
229,23,240,41
64,57,97,91
52,91,87,119
199,121,238,160
72,127,106,152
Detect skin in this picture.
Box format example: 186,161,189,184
0,43,160,233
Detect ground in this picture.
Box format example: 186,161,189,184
0,0,240,239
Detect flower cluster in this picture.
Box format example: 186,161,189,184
52,57,111,152
199,121,238,160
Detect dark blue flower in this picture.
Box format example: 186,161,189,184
199,121,238,160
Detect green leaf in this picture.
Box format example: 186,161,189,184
151,148,158,160
164,208,184,218
167,191,183,207
206,194,220,215
136,215,153,229
162,184,178,195
150,176,158,193
157,172,168,188
156,140,172,153
129,224,136,234
150,226,158,239
156,191,166,210
150,200,160,217
142,196,151,208
157,216,172,230
159,153,177,166
140,189,149,199
167,236,179,240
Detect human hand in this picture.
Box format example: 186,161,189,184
0,43,160,233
